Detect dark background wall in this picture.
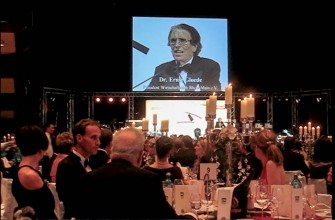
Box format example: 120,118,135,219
1,2,333,92
1,2,333,136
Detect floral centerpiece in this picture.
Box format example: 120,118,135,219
210,124,253,218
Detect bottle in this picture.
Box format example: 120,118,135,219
163,172,173,188
291,173,302,188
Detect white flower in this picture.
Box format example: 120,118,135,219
220,124,238,140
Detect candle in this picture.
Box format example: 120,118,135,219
307,122,312,132
225,84,232,105
246,95,255,118
240,98,247,120
299,126,303,136
316,126,320,136
208,94,217,115
303,126,307,135
142,119,149,131
161,120,169,131
312,127,315,136
153,114,157,125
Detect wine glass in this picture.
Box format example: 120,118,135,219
303,184,318,220
271,186,284,220
190,192,202,214
255,183,271,219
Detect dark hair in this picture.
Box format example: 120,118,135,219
99,128,113,149
43,122,55,130
155,136,174,159
283,136,295,151
168,23,202,55
72,118,100,145
15,125,48,156
313,135,333,162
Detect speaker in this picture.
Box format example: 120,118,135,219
0,32,16,54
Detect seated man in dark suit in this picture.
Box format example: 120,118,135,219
215,117,225,128
78,127,180,219
145,23,221,92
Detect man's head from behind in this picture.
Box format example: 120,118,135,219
110,127,145,167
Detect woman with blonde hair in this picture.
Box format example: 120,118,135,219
193,137,212,179
250,129,286,185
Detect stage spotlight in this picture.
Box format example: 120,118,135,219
108,97,114,103
121,97,127,103
295,98,300,103
95,97,101,103
316,97,322,102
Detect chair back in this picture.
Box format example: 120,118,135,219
1,178,18,220
308,178,327,194
48,182,64,220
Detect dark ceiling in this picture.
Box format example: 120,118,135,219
1,2,333,93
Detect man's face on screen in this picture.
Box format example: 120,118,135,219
169,29,197,66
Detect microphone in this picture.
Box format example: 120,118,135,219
132,68,167,90
133,62,179,90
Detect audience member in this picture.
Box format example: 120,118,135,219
89,127,112,170
193,137,212,179
39,122,56,181
144,136,184,182
282,136,310,177
49,131,74,183
13,206,37,220
44,122,56,158
78,127,179,219
250,129,286,185
309,135,333,179
292,140,309,165
11,125,56,219
56,118,101,219
170,135,197,168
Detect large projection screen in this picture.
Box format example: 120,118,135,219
133,17,228,92
145,100,227,138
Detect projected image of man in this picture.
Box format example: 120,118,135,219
145,23,221,92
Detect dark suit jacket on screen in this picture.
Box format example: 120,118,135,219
78,159,178,219
145,55,221,91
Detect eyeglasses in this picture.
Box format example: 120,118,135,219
169,38,191,46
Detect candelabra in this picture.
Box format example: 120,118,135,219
239,116,255,146
160,129,169,137
153,122,157,136
225,141,233,187
205,114,216,134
